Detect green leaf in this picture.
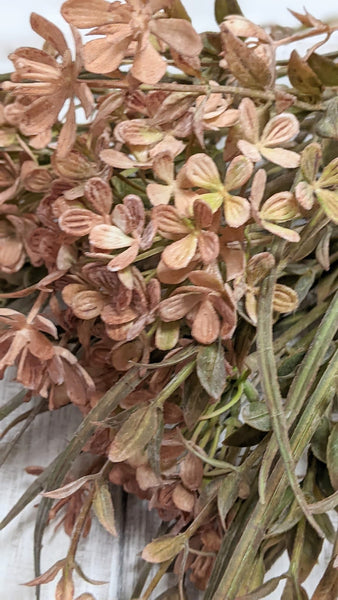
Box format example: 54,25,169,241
242,402,271,432
316,97,338,140
166,0,191,21
182,372,210,429
217,472,240,529
308,53,338,86
327,423,338,490
215,0,243,24
236,576,287,600
294,270,316,305
92,479,117,537
288,50,322,96
197,342,227,400
108,404,159,462
310,417,330,463
142,532,186,563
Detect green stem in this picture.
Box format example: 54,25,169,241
256,267,324,536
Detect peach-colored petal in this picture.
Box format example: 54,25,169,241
85,177,113,215
295,181,315,210
261,220,300,242
224,194,250,228
147,182,173,206
162,234,198,270
260,146,300,168
198,231,219,264
152,152,174,184
260,192,299,222
185,153,221,190
30,13,68,55
58,208,102,237
261,113,299,147
107,242,139,271
132,40,167,85
188,271,223,291
191,299,219,344
237,140,261,163
83,37,128,74
115,119,164,146
89,224,133,250
224,155,253,191
159,292,201,322
57,99,76,158
61,0,112,28
193,200,213,229
157,259,196,284
238,97,259,143
152,205,191,237
150,18,202,58
99,149,145,170
69,290,104,319
101,304,137,325
250,169,266,213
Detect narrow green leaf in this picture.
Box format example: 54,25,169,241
0,389,26,421
197,342,227,400
183,372,210,429
236,575,287,600
215,0,243,24
217,472,240,529
327,423,338,490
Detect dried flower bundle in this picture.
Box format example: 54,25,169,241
0,1,337,599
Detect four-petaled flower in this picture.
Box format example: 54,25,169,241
61,0,202,83
3,13,94,157
159,270,237,345
152,200,220,270
237,98,300,168
250,169,301,242
184,153,253,227
295,143,338,224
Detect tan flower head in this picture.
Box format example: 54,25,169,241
152,200,220,271
61,0,202,83
250,169,301,242
184,153,253,228
237,98,300,168
3,13,94,157
295,143,338,224
159,271,237,345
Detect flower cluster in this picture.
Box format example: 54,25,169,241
0,3,337,599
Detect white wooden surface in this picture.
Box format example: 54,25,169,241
0,2,337,598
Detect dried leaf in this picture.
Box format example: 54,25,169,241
182,372,210,429
307,53,338,86
288,50,322,96
316,98,338,140
42,475,96,499
215,0,243,25
23,559,65,586
92,478,117,536
108,404,158,462
197,341,227,399
142,532,186,563
221,26,273,89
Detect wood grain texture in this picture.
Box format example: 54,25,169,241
0,373,335,600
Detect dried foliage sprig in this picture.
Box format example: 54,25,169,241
0,1,337,599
